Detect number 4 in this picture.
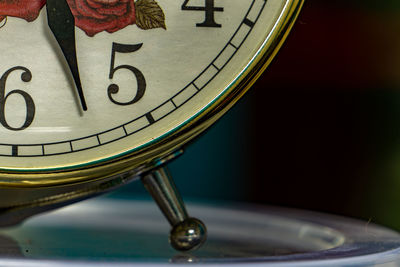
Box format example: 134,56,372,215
182,0,224,28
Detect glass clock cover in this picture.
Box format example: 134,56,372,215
0,0,301,175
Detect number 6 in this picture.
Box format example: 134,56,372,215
0,67,35,131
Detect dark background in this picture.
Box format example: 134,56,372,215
113,1,400,231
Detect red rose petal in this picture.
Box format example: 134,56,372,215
97,4,127,16
75,0,107,20
66,0,136,37
74,16,116,36
86,0,103,9
66,0,79,17
105,1,135,33
0,0,138,36
93,0,128,5
0,0,46,22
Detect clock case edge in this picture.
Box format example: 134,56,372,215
0,0,304,210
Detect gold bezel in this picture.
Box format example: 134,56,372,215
0,0,304,188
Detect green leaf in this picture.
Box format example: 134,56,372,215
135,0,166,30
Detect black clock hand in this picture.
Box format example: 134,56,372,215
46,0,87,111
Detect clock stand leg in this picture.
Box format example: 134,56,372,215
142,167,207,251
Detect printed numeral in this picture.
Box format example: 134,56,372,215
182,0,224,28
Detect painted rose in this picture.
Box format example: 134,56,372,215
0,0,46,22
66,0,136,37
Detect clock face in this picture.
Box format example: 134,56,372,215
0,0,299,172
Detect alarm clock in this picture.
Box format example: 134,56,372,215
0,0,303,250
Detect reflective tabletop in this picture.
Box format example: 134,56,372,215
1,197,400,266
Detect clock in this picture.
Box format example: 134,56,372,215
0,0,303,250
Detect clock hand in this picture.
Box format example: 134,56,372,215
46,0,88,111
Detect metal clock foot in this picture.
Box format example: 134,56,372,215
142,167,207,251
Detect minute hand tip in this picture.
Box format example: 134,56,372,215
46,0,87,111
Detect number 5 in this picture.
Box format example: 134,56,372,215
108,42,146,106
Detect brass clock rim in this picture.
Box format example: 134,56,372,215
0,0,304,188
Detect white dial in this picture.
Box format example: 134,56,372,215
0,0,295,171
